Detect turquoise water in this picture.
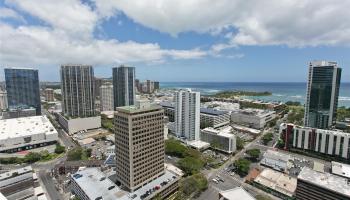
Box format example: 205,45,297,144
160,82,350,107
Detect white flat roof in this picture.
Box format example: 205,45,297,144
298,167,350,197
202,126,234,138
219,187,256,200
0,116,57,140
331,161,350,179
187,140,210,149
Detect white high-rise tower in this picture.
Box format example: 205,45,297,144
175,89,200,141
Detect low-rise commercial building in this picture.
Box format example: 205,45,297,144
200,108,230,128
260,150,290,172
0,166,34,197
70,167,179,200
253,168,297,199
296,167,350,200
219,187,256,200
231,109,276,129
56,113,101,135
0,107,36,119
200,126,236,153
279,123,350,159
0,116,58,153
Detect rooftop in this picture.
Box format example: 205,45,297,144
202,126,234,138
187,140,210,150
72,168,179,200
0,166,32,181
0,115,57,140
331,161,350,179
254,168,297,197
262,150,290,163
200,108,228,116
219,187,256,200
116,104,162,114
298,167,350,197
233,108,275,117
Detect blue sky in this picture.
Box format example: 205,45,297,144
1,0,350,82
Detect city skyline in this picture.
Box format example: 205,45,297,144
1,1,350,82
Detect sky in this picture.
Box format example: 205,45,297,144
0,0,350,82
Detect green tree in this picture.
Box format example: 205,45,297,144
180,173,208,198
24,152,42,163
85,148,92,157
165,139,187,157
54,144,65,154
262,132,273,145
178,157,204,175
234,158,251,175
246,148,261,161
236,137,244,150
67,148,83,161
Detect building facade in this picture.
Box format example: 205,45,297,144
304,61,342,129
114,102,164,191
174,89,200,141
5,68,41,115
231,109,276,129
200,127,236,153
200,108,230,129
60,65,95,118
279,123,350,159
0,116,58,153
113,65,136,108
0,90,8,110
99,84,114,111
44,88,54,102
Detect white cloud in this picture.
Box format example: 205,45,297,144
5,0,98,39
0,8,25,22
0,0,207,68
94,0,350,47
0,23,207,67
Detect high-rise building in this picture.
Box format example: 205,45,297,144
114,101,164,191
112,65,136,108
304,61,341,129
175,89,200,141
60,64,95,118
94,77,103,99
5,68,41,115
99,83,113,111
146,80,154,93
44,88,54,102
0,90,8,110
154,81,160,91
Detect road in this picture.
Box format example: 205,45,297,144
38,170,63,200
198,128,281,200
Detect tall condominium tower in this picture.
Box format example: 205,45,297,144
5,68,41,115
112,65,136,109
0,90,8,110
99,83,114,111
60,65,95,118
114,101,164,191
304,61,342,129
175,89,200,141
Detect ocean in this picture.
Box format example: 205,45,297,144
160,82,350,108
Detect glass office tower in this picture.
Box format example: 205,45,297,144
304,61,342,129
5,68,41,115
112,65,135,109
